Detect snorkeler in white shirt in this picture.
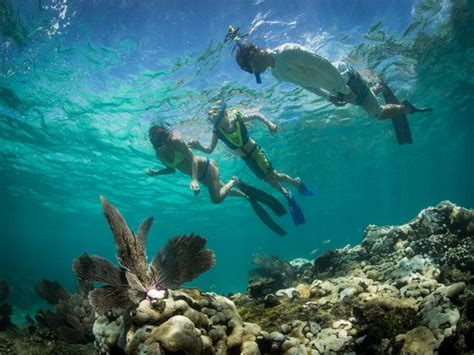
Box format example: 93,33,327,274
234,42,432,120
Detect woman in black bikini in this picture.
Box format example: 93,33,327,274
146,124,288,236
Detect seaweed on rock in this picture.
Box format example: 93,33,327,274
73,196,215,315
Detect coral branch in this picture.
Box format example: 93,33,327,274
152,234,215,289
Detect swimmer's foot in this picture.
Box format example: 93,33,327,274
402,100,433,114
230,176,240,187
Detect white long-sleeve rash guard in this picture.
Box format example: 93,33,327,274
270,43,351,99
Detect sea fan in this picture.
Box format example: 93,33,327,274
73,196,215,315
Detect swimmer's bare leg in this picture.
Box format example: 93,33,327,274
219,177,239,198
275,172,303,190
378,102,432,120
371,83,384,95
264,173,291,200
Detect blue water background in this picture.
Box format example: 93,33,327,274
0,0,473,315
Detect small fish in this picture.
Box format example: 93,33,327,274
310,248,320,255
322,239,331,245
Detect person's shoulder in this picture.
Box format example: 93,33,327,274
230,107,243,116
169,135,185,147
272,43,307,54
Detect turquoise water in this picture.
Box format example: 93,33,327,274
0,0,473,314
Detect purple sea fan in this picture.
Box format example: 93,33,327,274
73,196,215,315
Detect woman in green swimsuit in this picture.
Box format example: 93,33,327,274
146,125,288,235
188,102,313,226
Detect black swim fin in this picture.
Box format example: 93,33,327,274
237,181,287,217
401,100,433,114
379,79,413,145
248,200,287,236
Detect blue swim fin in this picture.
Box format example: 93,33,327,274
298,181,314,196
288,193,305,225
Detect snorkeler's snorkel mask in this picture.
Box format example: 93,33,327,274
227,26,262,84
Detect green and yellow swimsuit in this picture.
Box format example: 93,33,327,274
214,110,273,179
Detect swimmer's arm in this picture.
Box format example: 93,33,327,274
302,85,331,99
242,113,279,134
173,138,200,193
188,133,218,154
146,167,175,176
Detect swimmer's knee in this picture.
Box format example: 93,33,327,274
211,194,222,204
264,171,278,182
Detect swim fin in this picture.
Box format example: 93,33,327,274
237,181,287,217
401,100,433,114
248,200,287,236
298,181,315,196
288,193,305,225
379,79,413,145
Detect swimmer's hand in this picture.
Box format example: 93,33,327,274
329,95,347,107
146,168,159,176
187,140,201,149
190,180,200,195
268,122,279,134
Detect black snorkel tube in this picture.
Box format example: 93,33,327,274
226,26,262,84
213,101,228,128
254,72,262,84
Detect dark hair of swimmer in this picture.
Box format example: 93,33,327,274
149,124,171,150
235,43,265,73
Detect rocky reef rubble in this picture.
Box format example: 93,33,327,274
92,200,472,354
247,255,313,301
232,200,473,354
94,288,262,354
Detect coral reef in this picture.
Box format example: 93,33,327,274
34,279,70,305
94,288,262,354
34,280,95,344
0,280,9,303
0,331,94,354
86,200,473,354
73,196,215,316
0,303,13,331
0,195,215,353
247,255,313,300
249,255,296,288
2,200,472,354
0,279,95,351
84,202,474,354
0,281,11,332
